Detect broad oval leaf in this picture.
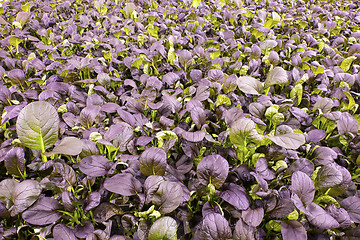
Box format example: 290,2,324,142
268,133,305,150
139,147,167,176
337,112,359,135
340,196,360,223
233,219,255,240
306,129,326,142
53,224,77,240
79,155,113,177
79,105,101,128
291,171,315,206
144,175,165,204
316,165,343,188
0,179,19,208
22,197,62,225
182,130,206,142
249,103,266,118
200,213,232,240
11,179,42,216
281,221,307,240
197,154,229,189
44,137,83,157
8,69,25,82
265,67,288,87
148,216,177,240
4,147,25,177
312,147,337,165
218,183,250,210
237,76,264,95
104,173,142,196
305,203,339,229
313,97,333,113
16,101,59,151
152,181,183,214
242,207,264,227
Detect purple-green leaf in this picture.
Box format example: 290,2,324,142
16,101,59,151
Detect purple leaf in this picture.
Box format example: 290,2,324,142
182,131,206,142
305,202,339,229
326,204,351,228
291,171,315,206
7,179,42,217
316,165,343,188
306,129,326,142
79,105,101,128
200,213,232,240
139,147,167,176
268,133,305,150
144,175,165,204
340,196,360,223
337,112,359,135
22,197,62,226
4,147,25,177
85,192,101,212
104,173,142,196
237,76,263,95
79,155,113,177
53,224,76,240
281,221,307,240
44,137,83,157
197,154,229,189
74,221,94,238
218,183,250,210
242,207,264,227
233,219,255,240
151,181,183,214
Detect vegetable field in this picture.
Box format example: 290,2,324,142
1,0,360,239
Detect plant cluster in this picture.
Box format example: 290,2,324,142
1,0,360,239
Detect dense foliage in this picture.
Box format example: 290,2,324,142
1,0,360,239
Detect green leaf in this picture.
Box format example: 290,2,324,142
16,101,59,152
314,66,324,75
216,94,231,107
265,105,280,120
340,56,356,72
9,36,23,53
264,19,274,29
131,58,142,69
210,50,221,59
230,118,263,146
104,52,112,60
290,84,303,106
344,91,356,111
252,29,264,38
148,216,177,240
155,131,178,148
21,2,33,12
167,47,176,65
272,12,281,22
192,0,201,8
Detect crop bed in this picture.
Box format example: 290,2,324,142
1,0,360,239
